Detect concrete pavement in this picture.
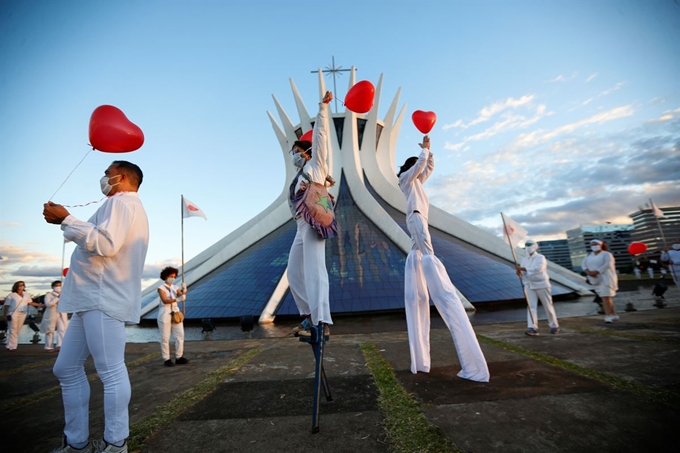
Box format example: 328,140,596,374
2,285,679,452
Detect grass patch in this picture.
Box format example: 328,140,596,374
360,343,460,453
477,334,680,406
0,358,56,377
127,348,262,452
4,352,159,412
566,325,680,344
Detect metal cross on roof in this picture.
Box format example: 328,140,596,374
311,56,353,113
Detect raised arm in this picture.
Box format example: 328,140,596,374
419,148,435,183
310,91,333,172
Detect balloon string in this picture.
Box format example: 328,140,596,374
48,148,93,201
62,196,106,208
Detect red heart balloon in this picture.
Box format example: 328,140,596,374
89,105,144,153
299,130,313,142
412,110,437,134
345,80,375,113
627,242,648,255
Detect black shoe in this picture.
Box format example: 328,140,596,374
175,357,189,365
164,360,175,367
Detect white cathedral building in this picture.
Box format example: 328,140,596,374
140,68,590,323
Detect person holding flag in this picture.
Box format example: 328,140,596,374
666,240,680,287
397,135,489,382
515,239,560,336
156,266,188,367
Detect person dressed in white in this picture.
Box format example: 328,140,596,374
43,160,149,453
398,135,489,382
287,90,334,336
582,239,619,323
156,266,188,367
516,239,560,336
3,281,43,351
40,280,70,351
666,241,680,287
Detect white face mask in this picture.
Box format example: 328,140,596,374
166,278,175,284
99,174,120,196
591,245,601,252
673,244,680,250
292,153,307,168
526,245,536,254
54,286,62,293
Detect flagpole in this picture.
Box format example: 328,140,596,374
60,240,66,283
651,198,676,282
181,194,186,315
501,213,537,326
181,194,185,285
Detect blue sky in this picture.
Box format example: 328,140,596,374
1,0,679,296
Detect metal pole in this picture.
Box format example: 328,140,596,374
651,199,676,282
501,213,537,326
181,195,186,314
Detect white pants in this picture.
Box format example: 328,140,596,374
157,313,185,361
53,310,130,446
287,218,333,325
404,213,489,382
670,265,680,286
45,313,69,349
6,311,27,350
526,287,559,329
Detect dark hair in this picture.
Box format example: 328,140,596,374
397,157,418,177
601,241,609,252
111,160,144,188
11,281,25,292
160,266,179,281
51,280,61,288
292,140,312,157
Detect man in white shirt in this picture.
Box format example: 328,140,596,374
667,241,680,287
516,239,560,336
398,135,489,382
43,160,149,453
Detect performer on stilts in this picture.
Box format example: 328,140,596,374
398,135,489,382
288,90,334,336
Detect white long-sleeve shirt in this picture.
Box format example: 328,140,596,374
59,191,149,323
582,251,618,291
398,147,434,220
519,252,551,290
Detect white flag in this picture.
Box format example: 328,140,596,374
182,196,207,220
501,212,528,248
650,199,665,219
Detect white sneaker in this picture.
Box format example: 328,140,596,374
50,437,93,453
604,315,613,323
93,440,127,453
611,315,620,321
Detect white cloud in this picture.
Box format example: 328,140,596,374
646,107,680,123
511,105,634,150
547,73,577,83
427,108,679,243
442,95,534,130
585,73,598,83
